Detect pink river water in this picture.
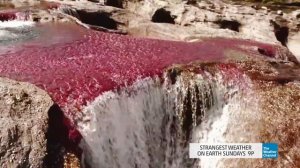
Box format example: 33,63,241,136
0,23,278,142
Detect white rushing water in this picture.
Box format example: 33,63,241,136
0,21,34,42
0,21,36,55
0,20,34,28
76,70,257,168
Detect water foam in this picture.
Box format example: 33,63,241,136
0,21,34,42
0,20,34,28
76,70,256,168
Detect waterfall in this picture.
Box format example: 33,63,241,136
76,68,256,168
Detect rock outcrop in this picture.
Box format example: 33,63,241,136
0,78,53,167
27,0,298,59
1,0,299,53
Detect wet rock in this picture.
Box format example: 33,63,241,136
0,78,53,167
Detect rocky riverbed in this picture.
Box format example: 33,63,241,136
0,0,299,168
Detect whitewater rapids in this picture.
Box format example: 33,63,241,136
76,69,260,168
0,20,34,41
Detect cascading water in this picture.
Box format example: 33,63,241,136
0,20,270,168
0,21,35,43
76,68,258,168
0,20,37,55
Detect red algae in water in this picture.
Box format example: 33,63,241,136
0,23,280,141
0,10,30,21
0,25,282,144
0,10,17,21
0,24,279,113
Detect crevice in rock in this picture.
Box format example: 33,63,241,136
43,104,82,168
43,104,67,168
167,67,182,85
73,10,118,30
105,0,123,8
271,20,289,46
258,47,275,57
87,0,100,3
279,2,300,7
215,20,241,32
182,89,193,145
186,0,197,5
151,8,175,24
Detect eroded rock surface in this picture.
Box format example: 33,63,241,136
2,0,299,42
1,0,299,58
0,78,53,167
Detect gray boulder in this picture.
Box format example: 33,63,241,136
0,78,53,168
